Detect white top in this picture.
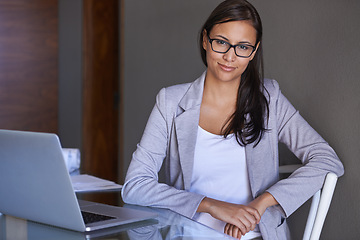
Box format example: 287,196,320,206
190,126,261,239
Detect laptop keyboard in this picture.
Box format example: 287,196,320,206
81,211,116,224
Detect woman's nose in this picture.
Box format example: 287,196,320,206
223,47,236,62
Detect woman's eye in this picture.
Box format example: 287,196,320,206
215,40,227,45
237,44,250,51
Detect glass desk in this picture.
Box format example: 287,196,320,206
0,203,235,240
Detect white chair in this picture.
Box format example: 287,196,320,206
279,165,338,240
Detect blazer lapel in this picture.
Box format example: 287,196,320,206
245,132,275,199
245,143,257,198
174,72,206,190
174,108,200,190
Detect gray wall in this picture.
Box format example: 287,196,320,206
58,0,82,149
123,0,360,239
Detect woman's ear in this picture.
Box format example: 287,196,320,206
202,30,208,50
249,41,260,61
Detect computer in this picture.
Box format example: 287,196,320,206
0,129,157,232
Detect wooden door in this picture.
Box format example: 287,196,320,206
0,0,58,132
82,0,120,204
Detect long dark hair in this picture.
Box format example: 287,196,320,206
199,0,269,146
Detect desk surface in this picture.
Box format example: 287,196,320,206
0,203,235,240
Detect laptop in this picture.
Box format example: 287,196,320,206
0,129,157,232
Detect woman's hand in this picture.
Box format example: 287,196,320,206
224,223,243,239
223,192,279,238
197,197,261,236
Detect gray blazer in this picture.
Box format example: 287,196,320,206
121,71,344,240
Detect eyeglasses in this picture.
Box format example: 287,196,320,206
208,35,256,58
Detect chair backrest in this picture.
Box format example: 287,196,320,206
303,172,338,240
279,166,338,240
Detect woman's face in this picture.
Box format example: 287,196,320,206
203,20,258,84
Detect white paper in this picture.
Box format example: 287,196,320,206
70,174,122,193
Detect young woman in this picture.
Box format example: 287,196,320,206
121,0,344,239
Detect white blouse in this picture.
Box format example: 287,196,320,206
190,126,261,239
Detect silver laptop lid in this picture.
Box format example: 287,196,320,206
0,129,86,231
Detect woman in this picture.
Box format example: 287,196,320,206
121,0,344,239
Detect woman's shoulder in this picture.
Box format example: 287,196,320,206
263,78,280,92
263,78,282,100
156,82,193,104
156,72,205,107
163,82,193,96
154,81,198,118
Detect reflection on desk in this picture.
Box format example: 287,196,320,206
1,205,234,240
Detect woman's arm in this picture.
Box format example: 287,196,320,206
222,192,279,238
121,87,205,218
265,79,344,218
197,197,261,236
248,192,279,216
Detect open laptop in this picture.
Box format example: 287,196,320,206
0,129,157,233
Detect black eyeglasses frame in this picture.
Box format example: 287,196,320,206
207,35,257,58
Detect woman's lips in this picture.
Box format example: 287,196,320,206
218,63,236,72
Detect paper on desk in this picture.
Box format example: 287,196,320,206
70,174,122,193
